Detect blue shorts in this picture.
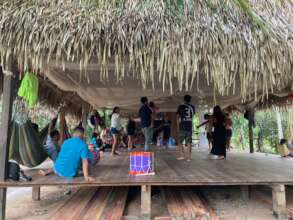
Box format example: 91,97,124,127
110,127,119,135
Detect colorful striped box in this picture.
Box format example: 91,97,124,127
129,152,155,176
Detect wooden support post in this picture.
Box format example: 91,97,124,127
32,187,41,201
249,123,254,153
240,186,250,202
141,185,151,220
59,107,66,146
246,108,255,153
0,71,15,220
272,184,287,220
81,105,89,130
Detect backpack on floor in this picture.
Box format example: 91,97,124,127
7,160,20,181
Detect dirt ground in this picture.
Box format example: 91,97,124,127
6,185,278,220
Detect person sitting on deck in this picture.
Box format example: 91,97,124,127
38,118,61,176
90,132,102,150
176,94,196,162
101,127,113,150
54,126,94,182
43,117,60,161
88,132,102,165
278,139,293,158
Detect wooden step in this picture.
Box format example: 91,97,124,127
51,187,129,220
161,187,218,220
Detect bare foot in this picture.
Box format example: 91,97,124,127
111,151,120,156
38,169,52,176
177,157,185,160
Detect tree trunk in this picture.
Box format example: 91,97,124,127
274,107,283,140
249,123,254,153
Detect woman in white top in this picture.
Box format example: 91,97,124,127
110,107,121,155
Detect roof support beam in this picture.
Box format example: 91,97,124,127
0,62,15,220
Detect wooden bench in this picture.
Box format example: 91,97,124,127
50,186,129,220
161,187,218,220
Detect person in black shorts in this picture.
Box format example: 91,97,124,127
177,95,196,161
163,117,171,145
127,115,136,151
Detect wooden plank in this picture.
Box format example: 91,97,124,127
1,151,293,187
0,67,15,220
100,187,129,220
162,187,211,219
32,187,40,201
51,188,97,220
272,185,287,220
52,187,128,220
197,191,218,220
141,185,151,219
80,187,113,220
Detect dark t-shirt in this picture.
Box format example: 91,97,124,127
127,120,136,135
177,103,195,131
163,121,171,138
139,104,152,128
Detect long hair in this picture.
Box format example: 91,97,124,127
213,105,225,124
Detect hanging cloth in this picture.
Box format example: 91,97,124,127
17,72,39,108
9,120,49,168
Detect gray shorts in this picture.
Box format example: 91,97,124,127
179,130,192,144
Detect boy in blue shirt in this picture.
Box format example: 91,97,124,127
54,127,94,182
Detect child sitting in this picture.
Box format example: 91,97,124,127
278,139,293,158
88,133,101,165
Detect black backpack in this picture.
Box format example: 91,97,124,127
6,160,32,181
7,160,20,181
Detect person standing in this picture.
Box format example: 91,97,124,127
127,115,136,151
139,97,153,151
225,113,233,150
110,107,121,155
209,106,226,159
177,95,196,161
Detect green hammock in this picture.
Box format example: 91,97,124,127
9,120,49,168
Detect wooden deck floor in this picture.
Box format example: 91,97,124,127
2,149,293,187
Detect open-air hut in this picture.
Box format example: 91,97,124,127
0,0,292,219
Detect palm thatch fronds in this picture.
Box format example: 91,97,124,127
0,0,292,103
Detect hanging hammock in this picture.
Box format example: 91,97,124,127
9,120,49,168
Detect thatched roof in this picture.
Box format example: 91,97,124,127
0,67,88,117
0,0,292,110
